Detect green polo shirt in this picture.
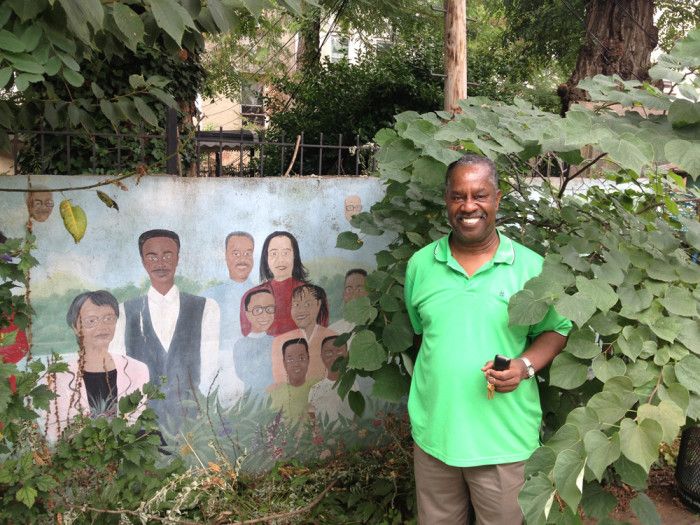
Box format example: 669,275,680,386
404,232,571,467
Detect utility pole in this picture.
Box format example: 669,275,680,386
443,0,467,113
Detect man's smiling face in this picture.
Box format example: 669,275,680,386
226,235,254,282
141,236,179,292
445,163,501,247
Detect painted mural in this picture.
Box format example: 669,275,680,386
1,175,399,470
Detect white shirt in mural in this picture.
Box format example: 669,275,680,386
109,285,220,395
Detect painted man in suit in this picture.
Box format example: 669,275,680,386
110,229,220,424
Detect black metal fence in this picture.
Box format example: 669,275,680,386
8,110,377,177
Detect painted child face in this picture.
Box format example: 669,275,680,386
267,235,294,281
291,288,320,331
75,299,117,350
284,342,309,386
343,272,367,303
245,291,275,333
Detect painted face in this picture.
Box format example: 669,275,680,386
283,342,309,386
245,291,275,333
291,288,320,331
226,236,254,282
75,299,118,350
141,236,179,291
28,191,54,222
445,164,501,247
343,272,367,303
267,235,294,281
344,195,362,222
321,339,348,373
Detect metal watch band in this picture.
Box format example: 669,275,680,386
521,357,535,378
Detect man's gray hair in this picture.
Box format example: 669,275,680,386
445,154,498,189
225,231,254,249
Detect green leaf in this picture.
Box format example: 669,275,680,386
149,0,195,45
525,446,556,479
371,363,410,402
62,67,84,87
411,156,446,187
111,3,145,52
591,354,626,382
402,119,437,146
15,485,37,508
588,391,635,425
575,276,618,311
630,493,661,525
550,353,588,389
376,139,420,170
675,354,700,394
619,417,663,472
581,483,617,520
584,430,621,481
565,329,601,359
0,29,25,52
552,448,585,512
598,132,653,173
668,99,700,128
649,316,681,343
657,383,689,412
614,455,648,490
8,53,44,74
659,286,698,317
637,400,684,444
589,311,622,336
347,390,365,417
591,261,625,286
382,313,413,354
99,100,120,128
374,128,397,146
19,25,42,52
343,296,378,325
677,320,700,354
554,292,596,328
58,0,104,43
542,256,576,288
665,140,700,178
348,330,385,372
618,285,653,313
133,97,159,128
128,74,146,90
336,231,363,250
0,67,11,88
519,473,555,525
508,289,549,327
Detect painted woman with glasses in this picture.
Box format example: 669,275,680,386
232,288,276,394
44,290,149,441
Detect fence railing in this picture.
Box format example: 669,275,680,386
6,110,377,177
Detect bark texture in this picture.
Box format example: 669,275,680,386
297,10,322,73
444,0,467,112
559,0,658,115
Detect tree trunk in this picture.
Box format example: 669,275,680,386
444,0,467,112
559,0,658,115
297,9,321,73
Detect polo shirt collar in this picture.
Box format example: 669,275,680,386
434,230,515,268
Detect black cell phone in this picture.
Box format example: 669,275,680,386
493,354,511,371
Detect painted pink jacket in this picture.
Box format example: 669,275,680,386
44,353,149,442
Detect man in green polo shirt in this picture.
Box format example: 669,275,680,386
404,154,571,524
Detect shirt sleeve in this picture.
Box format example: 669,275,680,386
108,303,127,356
528,305,573,338
404,259,423,335
199,298,221,395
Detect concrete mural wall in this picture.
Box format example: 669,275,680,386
1,175,398,469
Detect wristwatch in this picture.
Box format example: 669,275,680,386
521,357,535,379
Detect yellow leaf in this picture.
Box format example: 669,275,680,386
59,199,87,243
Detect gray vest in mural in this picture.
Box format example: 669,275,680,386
124,292,206,425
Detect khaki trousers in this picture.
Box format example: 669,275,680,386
413,444,525,525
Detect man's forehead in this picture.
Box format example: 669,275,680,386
143,236,178,251
227,235,253,249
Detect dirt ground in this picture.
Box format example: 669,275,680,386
605,467,700,524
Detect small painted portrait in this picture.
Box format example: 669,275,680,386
309,336,357,422
27,190,54,222
233,288,276,393
108,229,220,423
271,283,335,384
204,231,255,354
330,269,368,335
344,195,362,223
256,231,309,336
269,338,316,421
45,290,149,441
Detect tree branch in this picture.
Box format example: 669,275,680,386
0,173,135,193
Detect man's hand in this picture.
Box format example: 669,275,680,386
482,359,528,393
